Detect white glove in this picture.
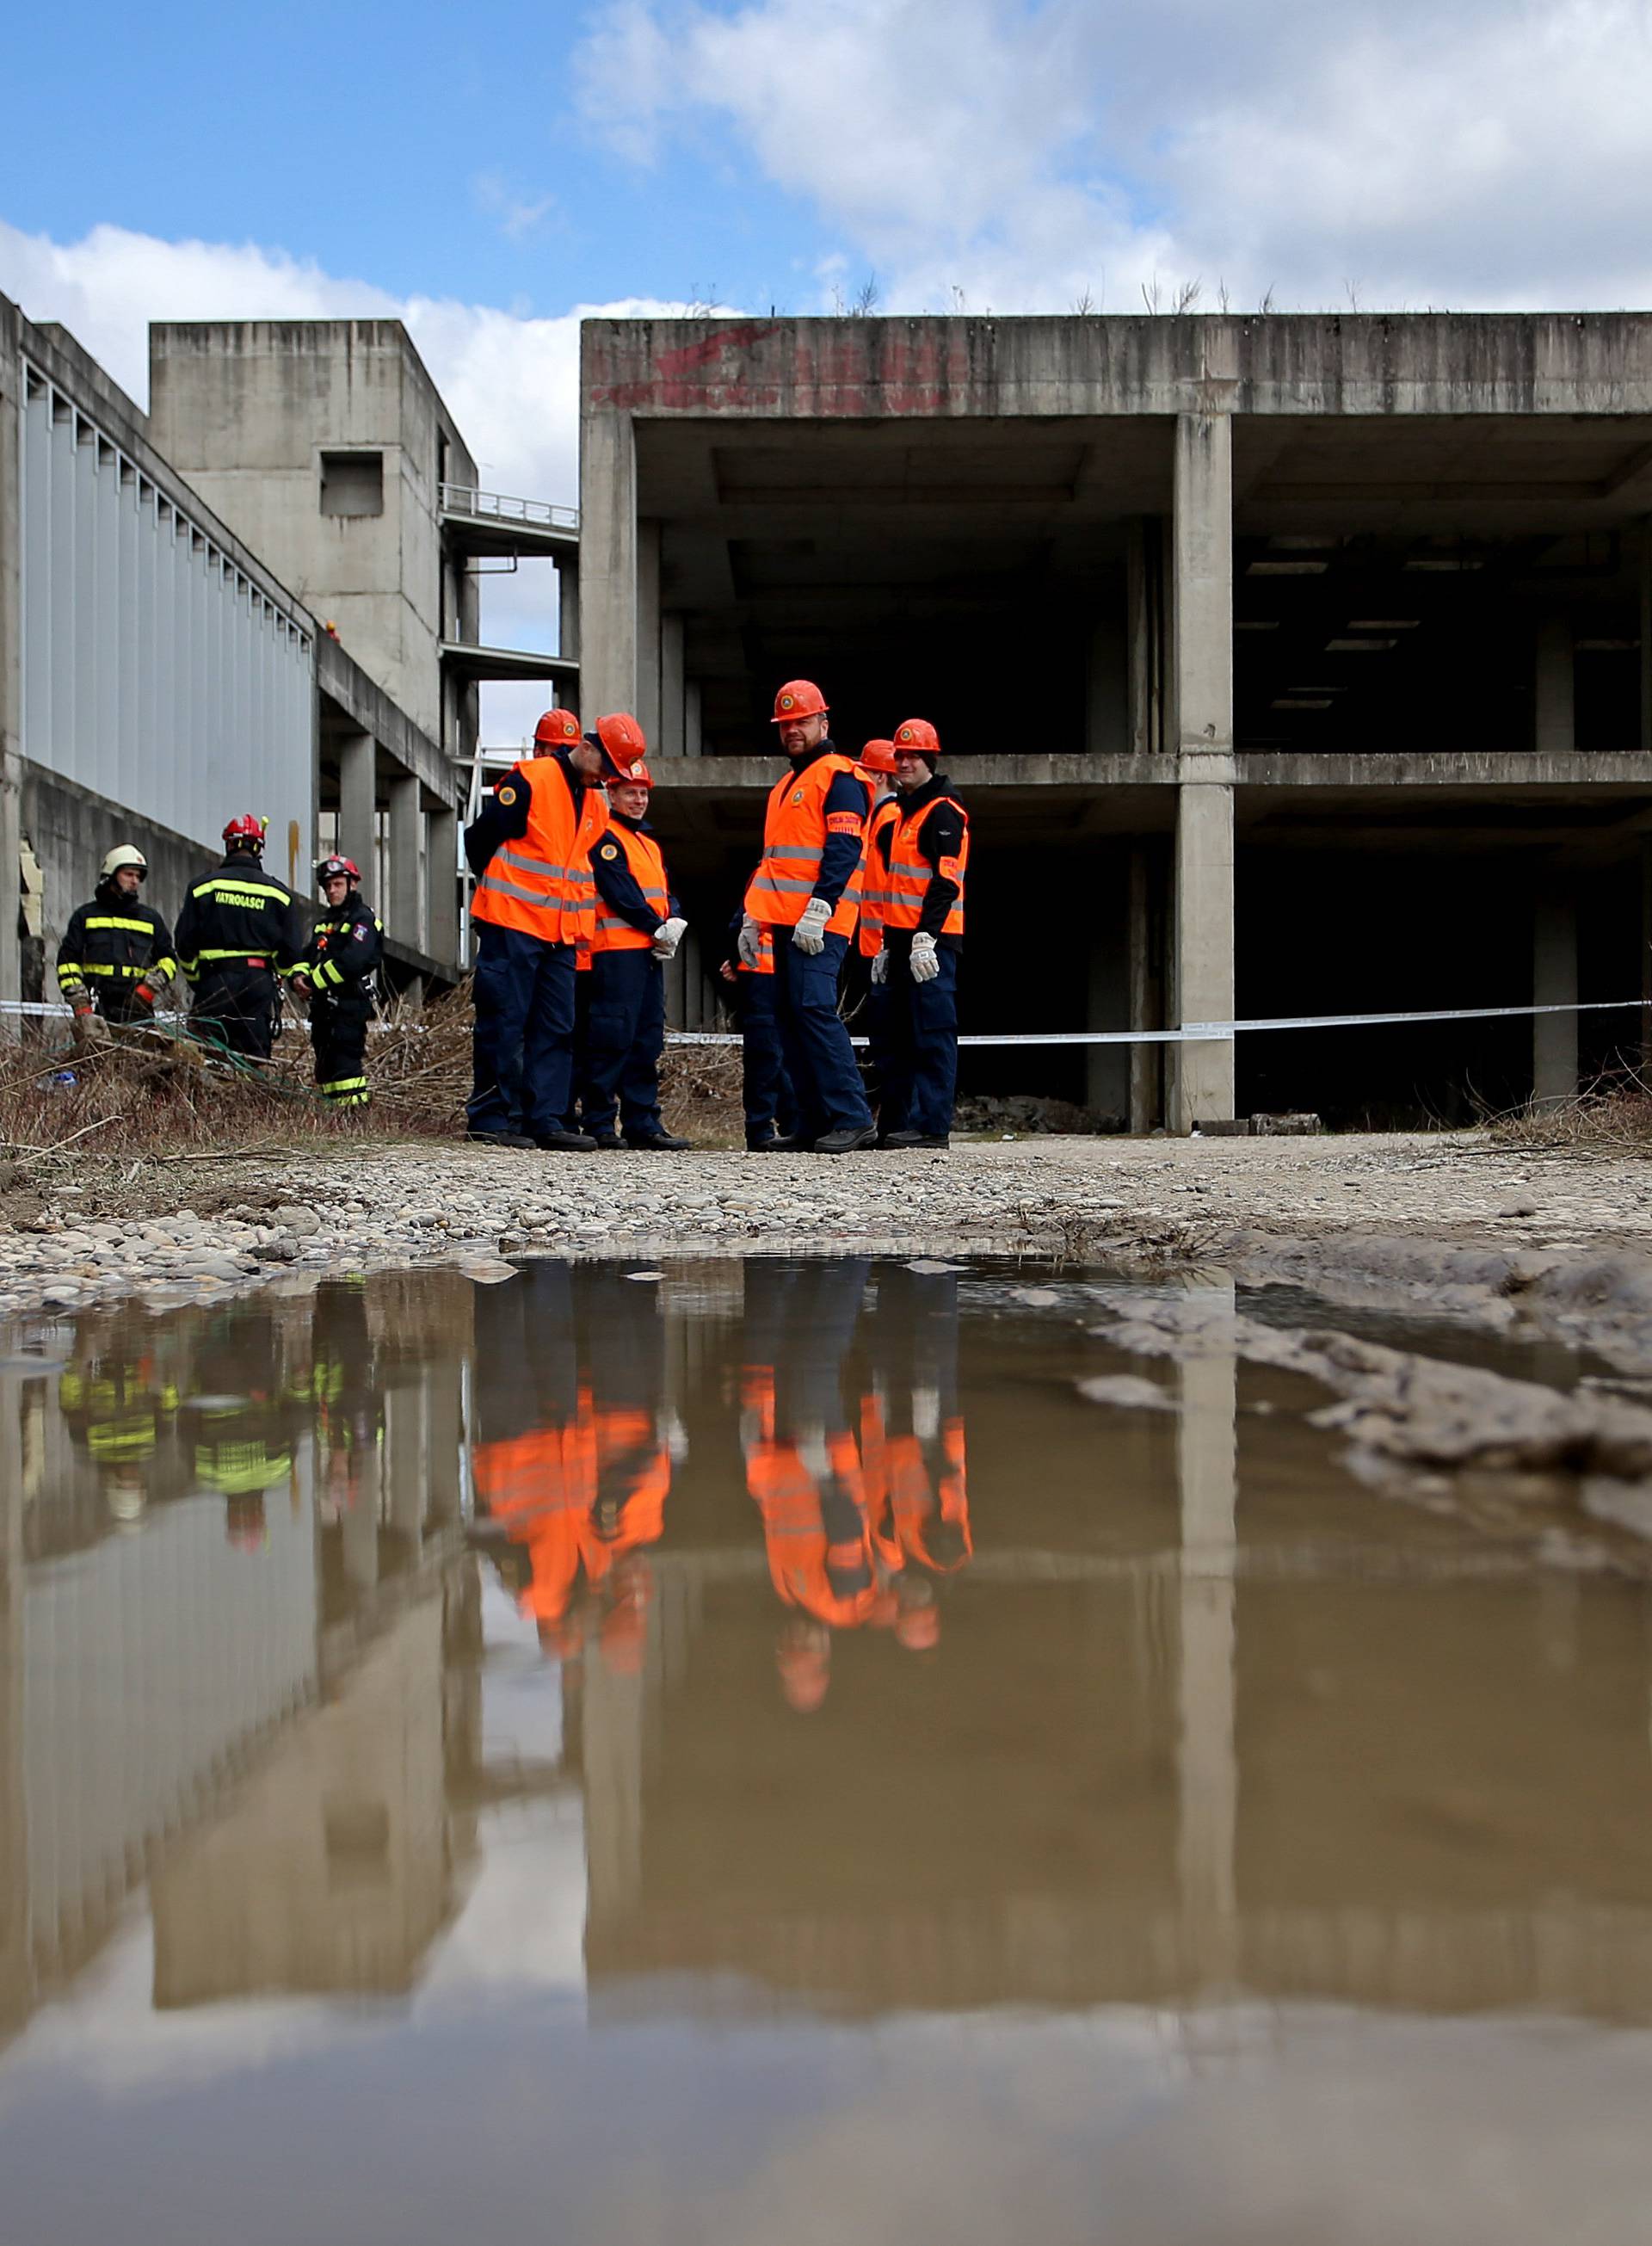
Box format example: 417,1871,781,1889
870,948,889,986
651,916,687,959
909,931,940,984
737,916,762,969
792,898,831,955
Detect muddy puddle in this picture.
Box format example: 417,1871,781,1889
3,1255,1652,2245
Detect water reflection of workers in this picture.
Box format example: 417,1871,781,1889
58,1323,182,1524
187,1306,303,1547
864,1262,971,1651
580,1266,675,1654
302,1280,383,1518
742,1258,891,1708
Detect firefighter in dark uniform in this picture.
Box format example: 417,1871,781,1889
569,726,690,1149
867,719,970,1149
174,814,305,1061
56,845,177,1029
293,855,383,1109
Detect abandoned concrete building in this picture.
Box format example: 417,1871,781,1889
0,306,564,1010
578,312,1652,1129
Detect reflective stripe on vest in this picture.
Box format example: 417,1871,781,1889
593,824,670,954
472,759,607,946
857,799,900,956
881,796,968,935
743,754,864,937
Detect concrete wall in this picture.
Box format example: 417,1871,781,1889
150,322,477,746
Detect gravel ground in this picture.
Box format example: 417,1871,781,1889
3,1127,1651,1330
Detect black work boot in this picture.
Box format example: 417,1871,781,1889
814,1124,878,1154
624,1129,692,1151
882,1129,950,1150
467,1128,537,1150
533,1129,598,1152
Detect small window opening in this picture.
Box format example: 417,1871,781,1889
319,451,384,519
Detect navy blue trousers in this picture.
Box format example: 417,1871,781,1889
467,922,578,1138
772,929,873,1139
877,945,959,1139
570,947,665,1138
736,967,798,1141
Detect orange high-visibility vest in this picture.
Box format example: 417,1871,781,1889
889,1417,972,1571
472,758,608,947
744,753,866,937
858,798,900,957
592,823,670,954
881,795,968,936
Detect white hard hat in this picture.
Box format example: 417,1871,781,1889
101,845,147,879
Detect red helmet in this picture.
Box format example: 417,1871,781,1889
858,738,897,775
533,707,583,750
892,719,940,760
603,756,652,790
772,679,828,724
223,813,268,847
589,712,648,768
315,855,360,885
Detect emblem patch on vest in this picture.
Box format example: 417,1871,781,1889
791,791,804,805
496,785,517,805
600,842,620,860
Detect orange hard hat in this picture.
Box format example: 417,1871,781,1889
772,679,829,724
858,738,898,775
892,718,940,759
533,707,583,750
896,1602,941,1652
602,754,652,790
589,712,648,767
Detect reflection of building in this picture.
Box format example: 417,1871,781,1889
151,1583,472,2003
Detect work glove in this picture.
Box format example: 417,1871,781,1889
909,931,940,984
870,948,889,987
651,916,688,960
737,916,762,970
792,898,831,955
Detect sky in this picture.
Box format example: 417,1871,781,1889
4,0,1652,738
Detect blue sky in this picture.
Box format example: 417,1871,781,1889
6,0,1652,739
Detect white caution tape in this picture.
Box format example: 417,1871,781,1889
669,997,1651,1050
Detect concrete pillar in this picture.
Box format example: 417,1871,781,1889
338,731,377,888
659,614,686,756
557,558,580,667
1126,515,1163,756
387,772,422,953
385,1385,426,1547
1533,891,1579,1108
1641,525,1652,757
577,408,637,719
1175,1274,1238,1983
685,681,703,758
0,323,22,1009
425,806,459,972
1127,842,1159,1132
1168,413,1236,1131
424,1361,463,1525
1083,842,1127,1122
636,521,662,744
1535,616,1575,756
1085,611,1127,758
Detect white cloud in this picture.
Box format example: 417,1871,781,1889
0,219,699,742
575,0,1652,314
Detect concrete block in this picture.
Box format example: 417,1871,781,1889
1249,1113,1324,1136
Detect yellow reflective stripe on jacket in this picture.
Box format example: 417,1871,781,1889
191,878,292,904
83,916,157,935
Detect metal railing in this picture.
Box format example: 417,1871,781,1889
439,482,579,533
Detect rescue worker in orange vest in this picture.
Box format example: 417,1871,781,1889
739,680,877,1153
719,910,799,1151
465,706,607,1151
868,719,970,1149
854,740,901,1121
567,723,691,1150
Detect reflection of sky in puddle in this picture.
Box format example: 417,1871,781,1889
3,1256,1652,2244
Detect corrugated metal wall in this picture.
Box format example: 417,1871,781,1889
18,360,314,862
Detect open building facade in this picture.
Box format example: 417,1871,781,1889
578,312,1652,1130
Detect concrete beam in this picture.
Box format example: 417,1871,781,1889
337,732,377,885
1170,413,1236,1131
